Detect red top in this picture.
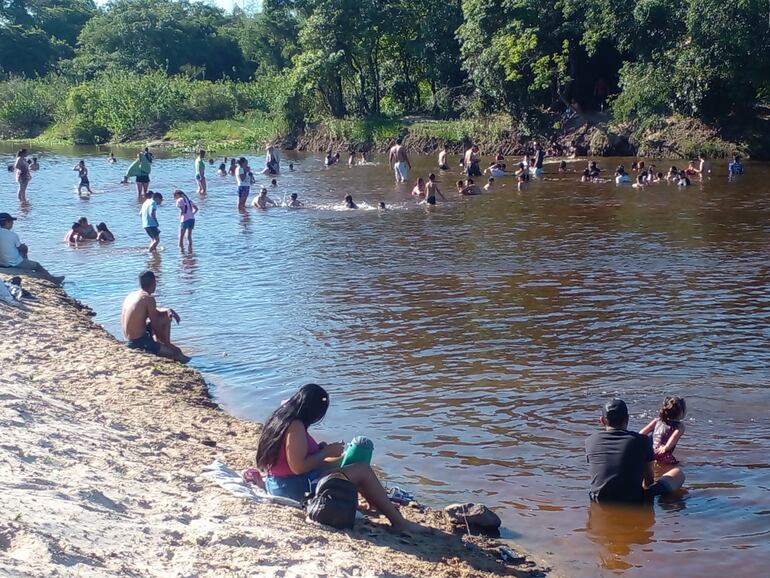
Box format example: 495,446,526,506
268,428,319,477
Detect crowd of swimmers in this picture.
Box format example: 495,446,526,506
1,140,729,543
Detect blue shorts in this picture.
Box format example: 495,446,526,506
144,226,160,239
265,469,322,502
127,334,160,355
136,175,150,184
238,186,250,197
180,219,195,230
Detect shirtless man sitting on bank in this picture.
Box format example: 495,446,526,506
121,270,190,363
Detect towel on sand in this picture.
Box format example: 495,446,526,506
201,460,302,509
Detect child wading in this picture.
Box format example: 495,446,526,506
73,160,94,196
174,190,198,251
140,191,163,252
640,396,687,465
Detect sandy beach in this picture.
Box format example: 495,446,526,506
0,278,555,578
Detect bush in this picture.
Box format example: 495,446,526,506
0,77,67,138
181,81,238,121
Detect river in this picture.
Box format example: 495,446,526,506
2,143,769,576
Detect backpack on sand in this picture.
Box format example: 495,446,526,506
306,472,358,530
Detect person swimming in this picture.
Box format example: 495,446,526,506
288,193,303,208
484,177,495,191
253,187,277,209
344,194,358,209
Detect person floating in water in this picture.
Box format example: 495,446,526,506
389,138,411,184
253,187,277,209
217,162,227,176
425,173,446,205
73,160,94,196
121,270,189,363
639,396,687,465
140,191,163,253
484,177,495,191
255,383,424,534
288,193,304,208
195,149,207,195
28,157,39,171
107,152,116,164
344,194,358,209
174,189,198,251
585,398,685,503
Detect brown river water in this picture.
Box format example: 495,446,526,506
3,144,769,576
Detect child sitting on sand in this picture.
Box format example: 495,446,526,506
640,396,687,465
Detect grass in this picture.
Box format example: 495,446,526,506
165,113,287,150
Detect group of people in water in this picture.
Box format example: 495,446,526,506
3,139,704,542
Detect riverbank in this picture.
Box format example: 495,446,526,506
0,277,555,578
20,112,758,161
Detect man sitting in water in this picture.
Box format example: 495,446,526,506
121,271,189,363
252,187,277,209
0,212,65,285
586,399,685,503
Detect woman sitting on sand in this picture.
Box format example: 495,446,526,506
256,384,421,533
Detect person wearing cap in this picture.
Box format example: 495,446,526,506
585,399,685,503
0,213,65,285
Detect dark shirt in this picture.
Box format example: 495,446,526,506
585,429,653,503
534,149,545,169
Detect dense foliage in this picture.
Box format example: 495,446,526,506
1,0,769,142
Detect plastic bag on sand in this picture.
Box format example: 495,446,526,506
201,460,302,509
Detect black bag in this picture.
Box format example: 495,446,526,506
306,472,358,530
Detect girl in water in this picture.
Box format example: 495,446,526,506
255,384,422,534
344,194,358,209
228,158,237,176
174,190,198,251
411,177,426,197
236,157,251,209
96,222,115,242
73,160,94,196
14,149,31,203
640,396,687,465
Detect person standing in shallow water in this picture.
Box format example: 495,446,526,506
125,152,152,200
195,150,207,195
14,149,31,203
236,157,251,209
389,138,411,184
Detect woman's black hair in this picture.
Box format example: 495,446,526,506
255,384,329,470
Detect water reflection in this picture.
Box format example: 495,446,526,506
3,145,769,578
586,502,656,571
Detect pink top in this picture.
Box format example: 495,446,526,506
268,429,319,477
176,196,196,222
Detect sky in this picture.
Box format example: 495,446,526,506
94,0,262,13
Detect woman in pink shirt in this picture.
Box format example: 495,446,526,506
256,384,419,533
173,190,198,251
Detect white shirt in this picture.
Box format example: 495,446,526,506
0,228,23,267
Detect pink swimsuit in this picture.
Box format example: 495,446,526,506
652,419,681,465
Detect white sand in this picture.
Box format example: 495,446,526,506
0,279,555,578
